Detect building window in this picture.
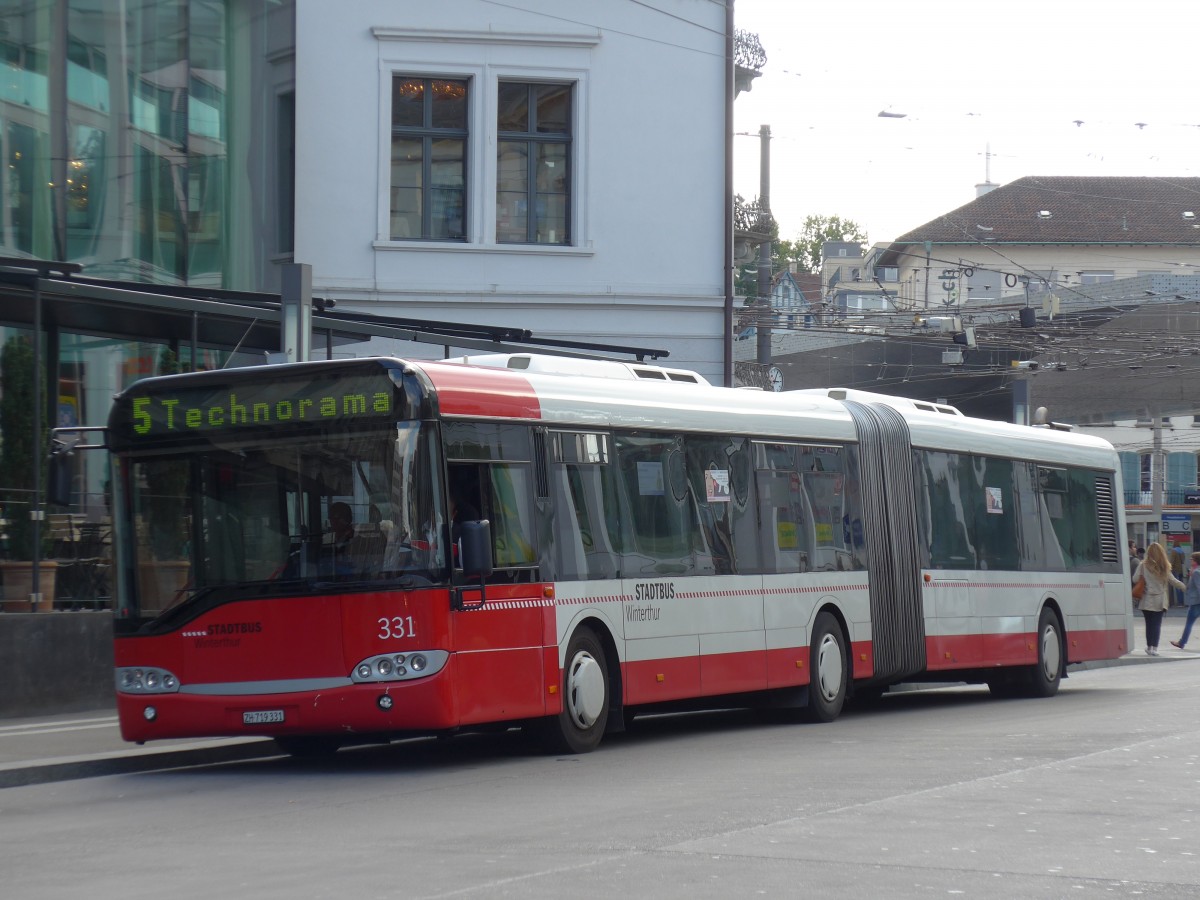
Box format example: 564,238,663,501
496,82,571,244
389,77,468,241
1140,452,1153,493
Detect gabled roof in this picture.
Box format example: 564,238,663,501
794,272,821,299
769,269,822,305
887,176,1200,249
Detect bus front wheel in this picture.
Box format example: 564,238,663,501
805,611,848,723
535,626,610,754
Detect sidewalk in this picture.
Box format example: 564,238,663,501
0,609,1196,789
1130,604,1196,658
0,715,277,788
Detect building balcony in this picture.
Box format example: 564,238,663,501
733,194,774,263
1124,488,1200,507
734,30,765,96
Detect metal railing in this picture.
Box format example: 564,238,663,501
1,492,111,610
1123,488,1200,507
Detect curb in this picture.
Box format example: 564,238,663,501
0,737,280,789
1073,650,1200,671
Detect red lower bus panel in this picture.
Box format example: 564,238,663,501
765,647,810,689
453,646,547,724
925,633,989,670
849,641,874,680
699,650,766,695
1067,628,1128,661
624,655,702,705
981,631,1036,667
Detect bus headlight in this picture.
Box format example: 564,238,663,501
115,667,181,694
351,650,448,683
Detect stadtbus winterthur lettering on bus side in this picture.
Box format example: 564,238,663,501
103,354,1133,755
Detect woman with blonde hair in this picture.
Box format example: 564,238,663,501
1133,541,1185,655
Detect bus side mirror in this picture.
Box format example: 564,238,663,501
47,438,76,508
459,520,493,579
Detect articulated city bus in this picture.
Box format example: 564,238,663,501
104,354,1133,755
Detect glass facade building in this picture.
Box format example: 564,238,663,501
0,0,294,285
0,1,296,602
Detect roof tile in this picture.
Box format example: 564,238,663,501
891,176,1200,245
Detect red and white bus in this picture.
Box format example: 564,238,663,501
104,353,1133,755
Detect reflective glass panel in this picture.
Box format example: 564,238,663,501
497,82,528,132
430,79,467,128
535,83,570,133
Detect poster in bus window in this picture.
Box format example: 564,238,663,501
637,461,665,496
704,469,730,503
777,519,798,549
985,486,1003,514
806,472,842,546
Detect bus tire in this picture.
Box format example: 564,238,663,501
805,611,848,723
1025,607,1063,698
536,626,610,754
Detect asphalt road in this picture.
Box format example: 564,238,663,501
1,650,1198,900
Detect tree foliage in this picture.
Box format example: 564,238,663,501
737,213,867,300
784,215,868,273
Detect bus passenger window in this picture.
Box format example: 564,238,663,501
550,431,621,581
488,465,536,569
614,434,700,577
685,435,753,576
913,450,977,570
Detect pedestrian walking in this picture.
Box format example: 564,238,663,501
1170,545,1187,607
1133,542,1186,656
1170,551,1200,651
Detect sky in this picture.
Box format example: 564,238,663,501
732,0,1200,245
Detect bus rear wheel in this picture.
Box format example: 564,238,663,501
1026,607,1063,698
805,611,848,723
988,607,1063,699
535,626,610,754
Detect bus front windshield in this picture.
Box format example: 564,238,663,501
122,421,446,621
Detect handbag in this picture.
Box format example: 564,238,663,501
1132,576,1145,603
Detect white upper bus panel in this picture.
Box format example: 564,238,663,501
459,353,710,386
421,354,1117,472
795,387,964,417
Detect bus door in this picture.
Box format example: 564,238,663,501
755,441,827,690
614,433,704,703
685,436,764,695
914,449,983,669
443,424,547,725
